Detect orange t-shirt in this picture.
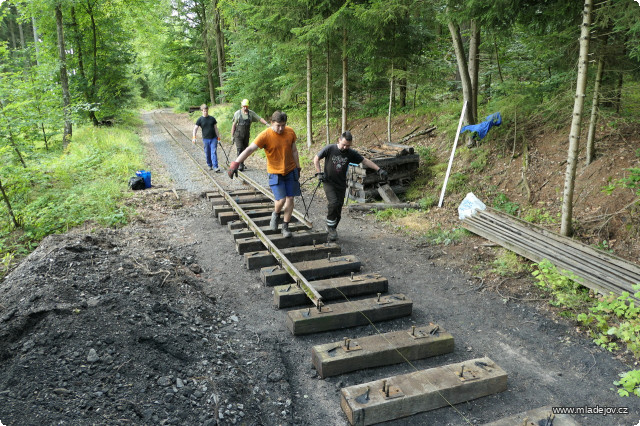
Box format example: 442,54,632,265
253,126,298,175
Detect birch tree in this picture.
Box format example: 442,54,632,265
560,0,593,236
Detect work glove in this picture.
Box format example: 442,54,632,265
315,172,326,183
377,169,388,180
192,137,196,144
228,161,240,179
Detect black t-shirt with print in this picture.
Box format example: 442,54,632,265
316,144,364,188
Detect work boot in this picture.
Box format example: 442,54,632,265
270,212,281,231
282,222,292,238
327,226,338,242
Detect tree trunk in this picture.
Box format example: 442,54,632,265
55,3,72,146
468,19,480,124
8,16,17,49
325,42,330,145
586,47,605,165
387,64,394,143
448,22,475,127
306,45,313,149
494,36,503,83
86,1,99,125
0,100,27,168
71,7,98,126
32,17,40,65
18,20,25,49
560,0,592,236
199,3,216,105
0,177,20,229
341,26,348,134
212,0,226,102
398,76,407,108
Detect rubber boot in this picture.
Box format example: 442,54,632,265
282,221,292,238
270,212,281,231
327,226,338,242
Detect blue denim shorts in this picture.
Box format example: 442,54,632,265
269,169,301,201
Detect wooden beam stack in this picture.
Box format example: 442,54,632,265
347,143,419,203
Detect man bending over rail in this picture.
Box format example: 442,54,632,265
228,111,301,238
313,131,387,242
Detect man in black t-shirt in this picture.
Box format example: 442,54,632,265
313,131,387,241
192,104,222,171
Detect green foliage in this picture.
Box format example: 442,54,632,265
491,249,530,277
577,285,640,356
522,207,557,224
614,370,640,397
0,125,144,266
532,260,591,313
469,148,489,173
374,208,414,222
492,193,520,216
593,240,614,253
418,195,438,209
415,146,437,166
422,227,470,246
446,172,469,193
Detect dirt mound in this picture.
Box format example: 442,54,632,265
0,193,289,425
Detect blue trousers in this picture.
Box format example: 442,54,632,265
203,138,219,168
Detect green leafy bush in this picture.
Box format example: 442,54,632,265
614,370,640,397
492,193,520,216
532,259,591,313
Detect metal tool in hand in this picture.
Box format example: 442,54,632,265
218,140,231,166
298,174,323,220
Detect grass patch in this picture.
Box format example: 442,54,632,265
374,208,415,222
0,124,145,276
422,226,470,246
491,249,530,276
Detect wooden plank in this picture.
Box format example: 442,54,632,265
377,184,401,203
464,213,635,286
213,202,272,217
286,293,412,335
481,405,580,426
476,209,640,282
245,243,341,270
228,216,301,231
219,208,273,225
463,216,616,296
260,255,361,286
347,203,419,212
312,324,454,378
210,195,272,206
236,230,329,254
206,189,259,199
274,273,388,308
463,215,635,296
382,142,415,155
340,357,507,425
231,223,308,240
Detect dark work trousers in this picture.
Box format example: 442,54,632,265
233,118,251,156
323,182,347,229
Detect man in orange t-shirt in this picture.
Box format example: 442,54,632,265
228,111,301,238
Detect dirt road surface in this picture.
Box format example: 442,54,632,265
1,110,638,425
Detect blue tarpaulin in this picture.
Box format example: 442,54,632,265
460,112,502,140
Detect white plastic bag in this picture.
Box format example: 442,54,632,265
458,192,486,220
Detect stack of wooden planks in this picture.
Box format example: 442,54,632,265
461,207,640,297
347,143,420,202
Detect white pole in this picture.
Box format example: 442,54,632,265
438,101,467,208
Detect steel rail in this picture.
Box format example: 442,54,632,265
157,111,313,228
152,111,323,307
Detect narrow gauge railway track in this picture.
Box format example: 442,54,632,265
146,111,575,426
